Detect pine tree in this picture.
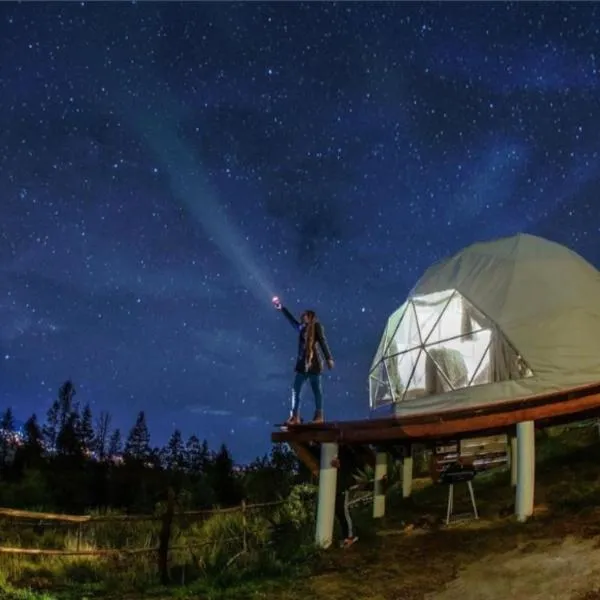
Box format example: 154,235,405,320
57,380,77,429
210,443,242,506
43,399,60,450
94,411,111,460
21,414,44,466
24,414,44,451
124,411,151,462
185,435,209,473
78,404,95,453
164,429,185,471
0,407,15,466
1,407,15,433
108,428,122,457
56,412,84,457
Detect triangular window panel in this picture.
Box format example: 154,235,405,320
412,289,455,344
470,346,491,386
369,361,393,409
402,349,428,401
383,355,403,403
424,329,491,392
389,301,422,355
384,348,428,402
379,302,408,360
370,325,389,373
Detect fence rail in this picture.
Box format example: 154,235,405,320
0,497,287,581
0,499,284,525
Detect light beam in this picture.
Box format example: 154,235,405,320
121,97,276,306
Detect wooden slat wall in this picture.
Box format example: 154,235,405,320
431,434,509,481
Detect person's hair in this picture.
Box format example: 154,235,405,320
303,310,317,367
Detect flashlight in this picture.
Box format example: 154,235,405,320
272,296,282,309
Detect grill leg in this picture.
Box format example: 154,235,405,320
467,481,479,519
445,484,454,525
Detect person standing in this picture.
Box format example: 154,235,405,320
331,444,360,548
272,297,334,425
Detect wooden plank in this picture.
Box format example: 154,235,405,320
0,501,286,525
271,380,600,443
0,546,154,556
334,392,600,444
272,389,600,446
0,508,91,524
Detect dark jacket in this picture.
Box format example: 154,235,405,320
281,306,333,374
336,444,362,492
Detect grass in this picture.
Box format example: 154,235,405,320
5,424,600,600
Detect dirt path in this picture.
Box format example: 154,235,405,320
428,537,600,600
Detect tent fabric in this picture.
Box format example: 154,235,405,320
369,233,600,417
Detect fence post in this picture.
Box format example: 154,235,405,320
76,523,82,552
158,487,176,585
241,500,247,553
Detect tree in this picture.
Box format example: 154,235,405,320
13,414,45,480
94,411,112,460
108,428,122,457
185,435,210,473
210,444,242,507
163,429,185,471
56,413,84,458
79,404,95,453
57,380,77,429
1,407,15,433
124,411,151,462
0,408,15,469
43,400,60,450
20,414,44,467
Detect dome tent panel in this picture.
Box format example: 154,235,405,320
369,360,394,408
411,289,456,343
369,234,600,417
369,301,408,371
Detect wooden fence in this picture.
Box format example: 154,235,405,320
0,497,286,583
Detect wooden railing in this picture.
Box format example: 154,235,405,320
0,498,286,583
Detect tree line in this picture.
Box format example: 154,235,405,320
0,380,305,514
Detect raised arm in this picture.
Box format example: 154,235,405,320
315,322,333,362
281,306,301,331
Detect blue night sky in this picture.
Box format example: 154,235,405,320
0,2,598,462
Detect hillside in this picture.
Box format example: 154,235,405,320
5,425,600,600
203,425,600,600
289,425,600,600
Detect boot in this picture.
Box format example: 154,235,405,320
311,410,324,424
285,414,300,426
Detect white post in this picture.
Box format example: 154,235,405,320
315,442,338,548
373,451,387,518
515,421,535,522
402,448,413,499
509,434,517,487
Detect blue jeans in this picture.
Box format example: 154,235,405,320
291,372,323,416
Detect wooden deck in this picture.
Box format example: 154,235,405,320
271,381,600,447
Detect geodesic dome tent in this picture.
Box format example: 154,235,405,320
370,234,600,416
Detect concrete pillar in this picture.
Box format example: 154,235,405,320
509,434,517,487
373,451,387,518
315,442,338,548
515,421,535,522
402,448,413,498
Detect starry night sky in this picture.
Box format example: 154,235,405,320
1,2,599,462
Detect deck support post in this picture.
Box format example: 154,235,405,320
373,450,387,518
515,421,535,522
509,434,517,487
402,446,413,499
315,442,338,548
